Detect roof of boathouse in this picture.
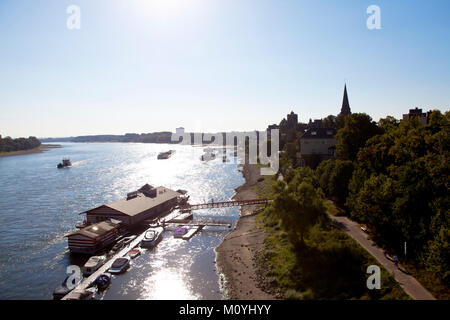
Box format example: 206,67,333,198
86,186,182,217
66,220,120,239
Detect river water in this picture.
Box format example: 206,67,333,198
0,143,244,300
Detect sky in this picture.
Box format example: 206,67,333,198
0,0,449,138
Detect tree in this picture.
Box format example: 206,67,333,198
328,160,354,206
322,115,337,129
347,110,450,283
336,113,381,161
272,168,327,244
315,159,335,196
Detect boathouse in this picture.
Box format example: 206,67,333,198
66,220,120,254
83,185,182,226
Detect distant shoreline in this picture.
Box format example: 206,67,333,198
0,144,62,158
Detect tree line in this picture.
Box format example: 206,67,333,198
278,110,449,286
0,135,41,153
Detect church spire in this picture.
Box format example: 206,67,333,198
340,84,351,116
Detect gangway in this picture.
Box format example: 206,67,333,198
179,198,269,211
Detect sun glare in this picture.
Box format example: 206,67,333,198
135,0,192,19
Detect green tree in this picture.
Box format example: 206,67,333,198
328,160,354,206
272,168,327,244
336,113,381,161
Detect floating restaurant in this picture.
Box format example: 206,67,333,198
66,184,187,254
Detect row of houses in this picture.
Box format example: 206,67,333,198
66,184,186,254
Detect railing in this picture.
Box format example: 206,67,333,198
179,198,270,211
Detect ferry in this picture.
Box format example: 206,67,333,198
57,158,72,168
157,150,176,160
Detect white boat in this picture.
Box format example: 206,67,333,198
108,257,130,274
82,255,107,276
140,226,164,248
127,248,141,259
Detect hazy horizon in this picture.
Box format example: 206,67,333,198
1,0,449,138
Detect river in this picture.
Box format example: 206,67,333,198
0,143,244,300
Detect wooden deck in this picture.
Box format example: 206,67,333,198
61,229,148,300
181,226,204,240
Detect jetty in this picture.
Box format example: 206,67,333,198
61,230,147,300
179,198,269,211
181,226,204,240
61,194,269,299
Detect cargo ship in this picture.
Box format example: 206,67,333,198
157,150,176,160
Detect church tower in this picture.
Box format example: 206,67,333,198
340,84,351,116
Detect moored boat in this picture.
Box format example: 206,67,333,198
108,257,130,274
173,227,188,238
140,226,164,248
82,255,107,276
127,248,141,259
94,273,112,291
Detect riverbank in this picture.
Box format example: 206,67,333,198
216,164,278,299
0,144,61,158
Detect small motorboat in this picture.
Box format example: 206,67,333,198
140,226,163,248
94,273,112,291
57,158,72,168
64,287,97,300
53,275,82,300
127,248,141,259
82,255,107,276
108,257,130,274
174,227,188,238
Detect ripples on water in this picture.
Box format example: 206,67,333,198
0,143,244,299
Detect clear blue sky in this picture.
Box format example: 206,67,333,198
1,0,449,138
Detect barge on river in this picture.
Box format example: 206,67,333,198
157,150,176,160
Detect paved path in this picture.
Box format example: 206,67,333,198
329,215,436,300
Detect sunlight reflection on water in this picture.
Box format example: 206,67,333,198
0,143,244,299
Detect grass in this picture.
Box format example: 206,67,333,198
402,261,450,300
256,212,410,300
252,174,275,198
251,173,409,300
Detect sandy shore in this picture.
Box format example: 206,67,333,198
0,144,61,158
216,164,277,300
